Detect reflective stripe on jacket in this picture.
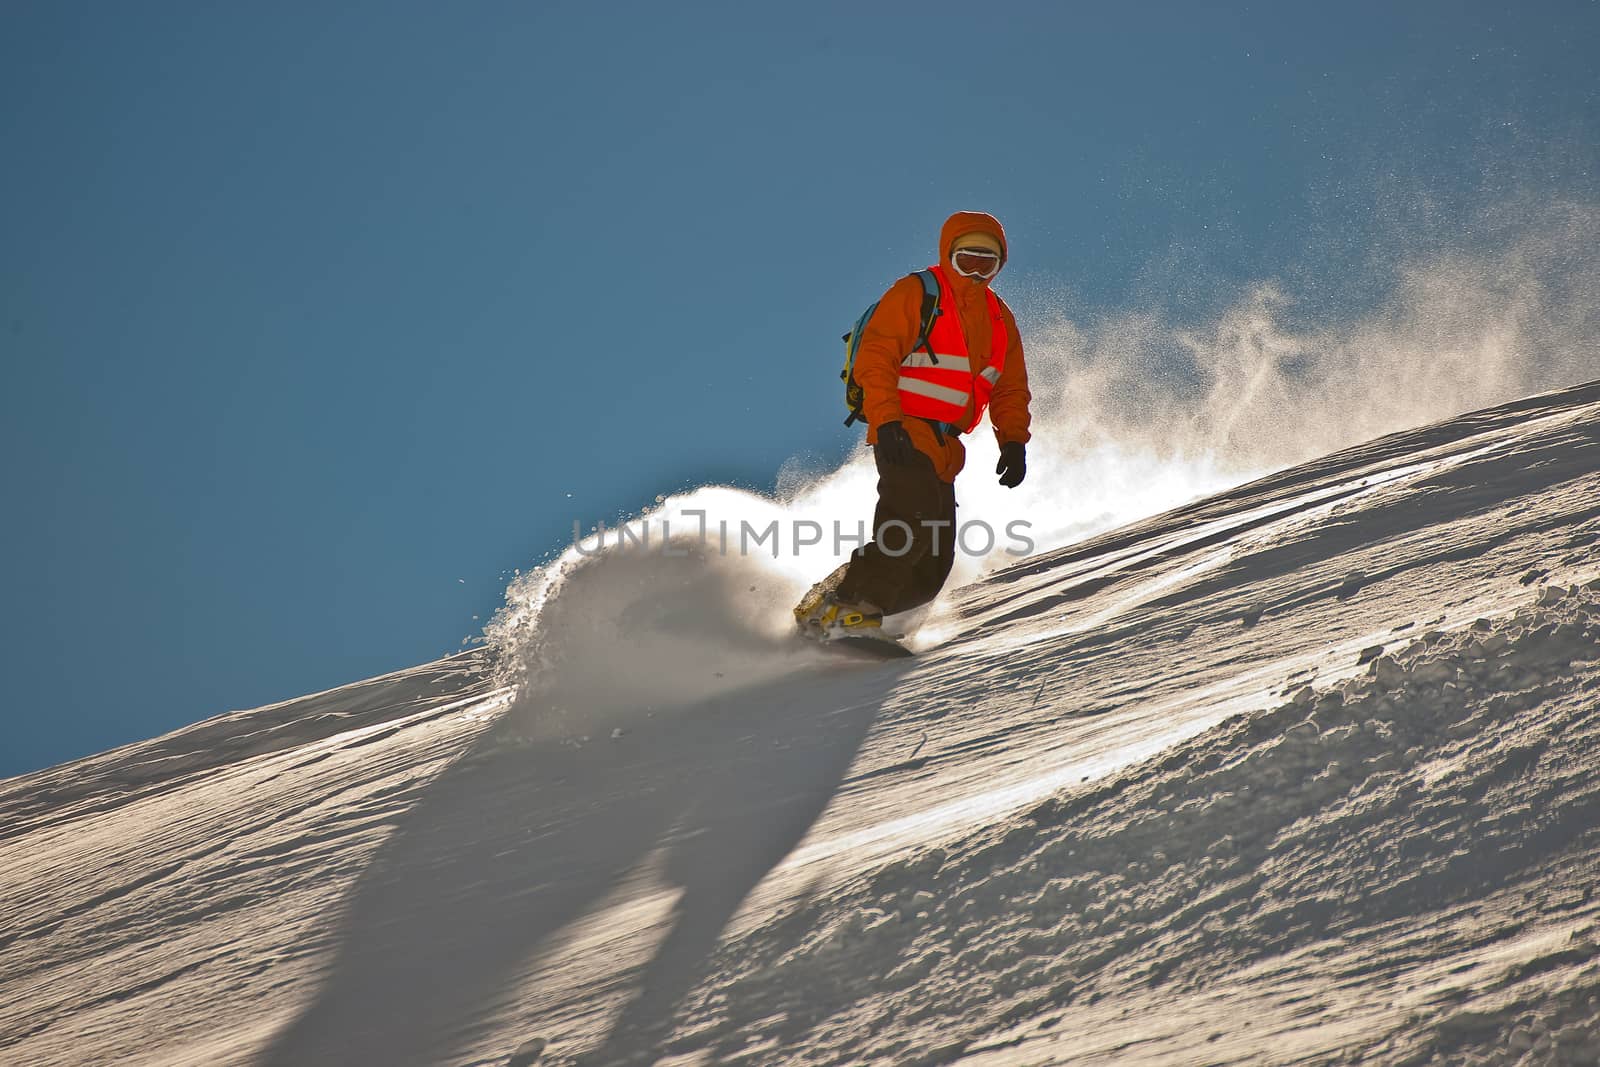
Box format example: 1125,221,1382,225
896,265,1008,433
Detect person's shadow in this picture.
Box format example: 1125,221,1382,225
260,659,892,1066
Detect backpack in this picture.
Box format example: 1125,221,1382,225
840,270,942,427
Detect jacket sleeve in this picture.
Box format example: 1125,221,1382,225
854,276,925,433
988,302,1032,445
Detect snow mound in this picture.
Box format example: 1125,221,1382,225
485,487,834,743
668,581,1600,1065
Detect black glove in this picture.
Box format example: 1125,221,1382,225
996,441,1027,487
875,421,919,466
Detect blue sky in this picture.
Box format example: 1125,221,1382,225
3,1,1597,777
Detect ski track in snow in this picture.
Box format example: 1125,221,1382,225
3,381,1600,1065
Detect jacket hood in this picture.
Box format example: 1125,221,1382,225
939,210,1009,267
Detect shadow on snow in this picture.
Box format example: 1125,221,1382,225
261,661,899,1065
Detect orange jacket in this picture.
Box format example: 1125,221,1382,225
855,211,1032,482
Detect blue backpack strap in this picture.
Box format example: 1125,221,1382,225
910,269,941,362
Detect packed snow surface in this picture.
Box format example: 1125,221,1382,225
4,381,1600,1066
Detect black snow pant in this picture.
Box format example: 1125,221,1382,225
832,447,958,616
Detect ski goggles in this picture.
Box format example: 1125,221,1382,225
951,246,1002,280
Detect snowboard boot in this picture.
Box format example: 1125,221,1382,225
793,564,847,624
795,591,885,640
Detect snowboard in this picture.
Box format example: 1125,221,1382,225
812,633,915,660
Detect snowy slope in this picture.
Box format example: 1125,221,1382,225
4,381,1600,1067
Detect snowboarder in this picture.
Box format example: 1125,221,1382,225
796,210,1033,640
